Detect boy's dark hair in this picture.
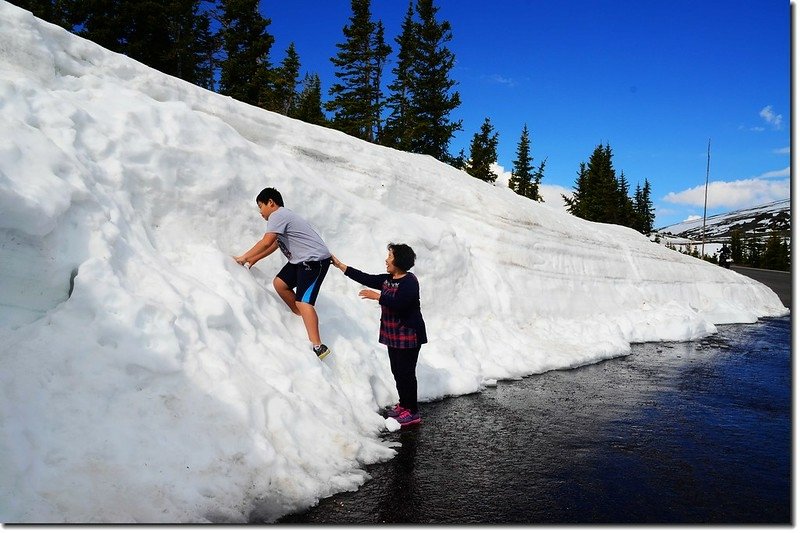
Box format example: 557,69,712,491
388,243,416,271
256,187,284,207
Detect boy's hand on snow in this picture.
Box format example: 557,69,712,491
233,255,250,268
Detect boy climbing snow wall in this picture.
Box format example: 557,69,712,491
234,187,333,359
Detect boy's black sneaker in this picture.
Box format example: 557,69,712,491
313,344,330,360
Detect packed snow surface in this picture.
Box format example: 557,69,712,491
0,2,788,523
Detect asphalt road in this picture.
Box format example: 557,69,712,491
731,266,791,309
274,317,791,524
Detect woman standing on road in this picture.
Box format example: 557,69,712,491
331,243,427,427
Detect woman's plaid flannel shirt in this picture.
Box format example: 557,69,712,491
344,267,427,349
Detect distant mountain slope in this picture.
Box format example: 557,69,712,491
657,199,790,241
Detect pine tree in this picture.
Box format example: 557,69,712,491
269,43,301,115
166,0,218,87
218,0,274,108
24,0,216,88
11,0,70,27
381,1,417,150
408,0,461,161
450,149,467,171
509,125,531,196
632,183,645,232
509,124,544,201
370,21,392,141
327,0,390,142
563,162,588,217
192,6,218,90
531,159,546,201
58,0,126,52
465,118,499,183
763,231,789,271
640,179,655,233
615,171,634,226
566,144,619,223
730,229,744,264
780,237,791,271
745,233,763,268
76,0,213,85
292,73,328,126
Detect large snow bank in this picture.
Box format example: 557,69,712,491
0,1,787,523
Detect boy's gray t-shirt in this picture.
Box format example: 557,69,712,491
265,207,330,263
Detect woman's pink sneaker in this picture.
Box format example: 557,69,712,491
396,409,421,427
385,404,404,418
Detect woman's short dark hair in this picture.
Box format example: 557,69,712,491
388,243,416,271
256,187,284,207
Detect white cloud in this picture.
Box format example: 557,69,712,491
754,166,790,179
491,162,511,188
490,162,570,211
773,147,790,155
759,105,783,129
485,73,517,87
663,176,790,209
540,184,572,210
683,214,702,223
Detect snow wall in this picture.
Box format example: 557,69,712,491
0,2,787,523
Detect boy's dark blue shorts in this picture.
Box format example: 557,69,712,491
276,257,331,306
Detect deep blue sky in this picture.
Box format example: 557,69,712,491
259,0,790,227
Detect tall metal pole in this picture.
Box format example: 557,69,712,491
701,139,711,258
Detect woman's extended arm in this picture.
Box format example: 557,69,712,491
331,254,386,290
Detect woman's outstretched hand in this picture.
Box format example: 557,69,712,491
331,255,347,272
358,289,380,301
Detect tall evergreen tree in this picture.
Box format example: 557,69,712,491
192,5,218,90
381,1,417,150
531,159,546,201
165,0,217,87
509,124,544,201
10,0,70,27
633,182,645,232
218,0,274,108
59,0,214,86
780,236,791,271
408,0,461,161
745,233,763,268
450,148,467,171
269,42,301,115
465,118,499,183
508,125,530,196
563,162,588,217
56,0,126,51
292,73,328,126
370,20,392,141
327,0,390,142
565,144,619,223
763,231,789,271
639,179,655,233
615,171,634,226
730,229,744,264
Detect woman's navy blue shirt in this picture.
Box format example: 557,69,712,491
344,267,427,349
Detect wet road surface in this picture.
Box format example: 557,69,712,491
275,316,791,524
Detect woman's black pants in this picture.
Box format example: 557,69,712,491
387,346,420,414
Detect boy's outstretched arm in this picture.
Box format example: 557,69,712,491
234,233,278,268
